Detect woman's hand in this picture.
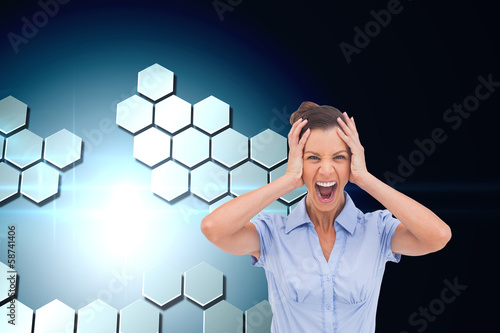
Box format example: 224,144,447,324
285,118,311,189
336,112,369,185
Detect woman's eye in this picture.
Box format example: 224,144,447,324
307,156,319,160
334,155,346,159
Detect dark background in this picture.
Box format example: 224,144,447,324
1,0,498,332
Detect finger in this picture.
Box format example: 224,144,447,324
342,112,355,128
298,127,310,147
343,112,355,128
336,127,351,144
291,119,308,142
350,116,356,129
345,113,359,135
337,116,353,136
338,114,359,139
288,118,302,139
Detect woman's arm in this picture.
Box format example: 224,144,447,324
356,172,452,255
336,112,451,256
201,118,311,257
201,174,296,256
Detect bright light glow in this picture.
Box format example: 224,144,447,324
96,183,151,258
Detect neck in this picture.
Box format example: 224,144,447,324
305,192,346,232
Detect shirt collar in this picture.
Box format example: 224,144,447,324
285,190,359,235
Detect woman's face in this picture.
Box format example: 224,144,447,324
302,127,351,213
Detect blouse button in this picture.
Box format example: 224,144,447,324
326,275,331,281
326,304,331,310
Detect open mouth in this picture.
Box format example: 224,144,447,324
315,181,337,203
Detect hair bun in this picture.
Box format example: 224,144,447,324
290,101,320,125
298,101,319,111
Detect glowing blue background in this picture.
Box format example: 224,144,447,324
0,1,499,332
0,2,326,331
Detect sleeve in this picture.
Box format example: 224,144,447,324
377,209,402,263
249,211,275,268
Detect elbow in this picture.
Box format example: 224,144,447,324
432,224,452,252
441,224,452,248
200,217,220,243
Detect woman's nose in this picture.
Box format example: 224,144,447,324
318,161,335,176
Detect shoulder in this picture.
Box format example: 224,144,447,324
251,211,287,233
360,208,396,224
351,208,400,237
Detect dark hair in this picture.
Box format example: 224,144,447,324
290,101,344,139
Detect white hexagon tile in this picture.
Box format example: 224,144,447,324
115,63,300,214
0,95,83,205
110,63,292,332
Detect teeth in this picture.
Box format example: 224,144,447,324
316,181,336,187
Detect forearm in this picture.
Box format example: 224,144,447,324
356,172,451,246
201,174,297,241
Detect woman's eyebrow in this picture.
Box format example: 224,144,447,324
304,150,348,155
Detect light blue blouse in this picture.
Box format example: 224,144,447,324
251,190,401,332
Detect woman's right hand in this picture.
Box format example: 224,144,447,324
284,118,310,189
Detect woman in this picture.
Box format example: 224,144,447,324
201,102,452,332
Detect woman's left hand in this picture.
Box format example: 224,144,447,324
336,112,369,185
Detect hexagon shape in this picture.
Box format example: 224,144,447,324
250,129,287,169
0,162,20,203
116,95,153,134
270,163,307,203
151,161,189,201
1,136,4,159
211,128,248,168
245,300,273,333
143,262,182,306
184,262,223,307
0,300,33,333
191,161,228,202
33,299,75,333
172,127,209,168
0,96,27,135
119,299,159,333
193,96,230,134
155,95,191,134
21,162,59,203
230,162,267,196
204,300,243,333
0,262,16,303
77,299,117,333
138,63,174,101
289,201,300,214
133,127,171,167
44,129,82,169
5,129,43,169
